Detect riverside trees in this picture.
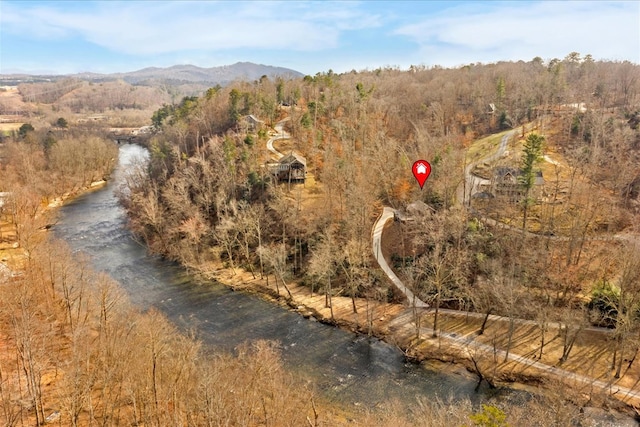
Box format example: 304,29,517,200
122,55,640,368
0,239,316,426
0,140,316,425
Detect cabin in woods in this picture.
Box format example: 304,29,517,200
394,200,434,222
272,153,306,183
243,114,265,132
491,167,545,202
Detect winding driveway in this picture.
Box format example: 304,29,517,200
388,310,640,405
371,208,428,308
371,125,640,405
261,115,639,404
371,130,516,307
266,118,290,160
459,130,516,206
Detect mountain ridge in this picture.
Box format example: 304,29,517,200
1,62,304,86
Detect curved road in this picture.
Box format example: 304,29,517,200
459,130,515,206
266,116,428,308
371,208,428,308
388,310,640,405
371,130,516,307
262,116,639,404
458,127,636,243
266,118,290,160
371,125,640,405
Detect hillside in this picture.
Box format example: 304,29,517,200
0,62,304,120
105,62,304,85
2,55,640,425
0,62,304,87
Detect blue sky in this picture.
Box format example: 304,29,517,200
1,1,638,75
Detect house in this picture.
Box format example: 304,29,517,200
273,152,306,182
492,167,544,202
243,115,265,132
394,200,434,222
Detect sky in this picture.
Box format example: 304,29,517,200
0,0,639,75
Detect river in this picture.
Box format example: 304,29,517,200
53,144,512,411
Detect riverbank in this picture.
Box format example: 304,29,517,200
203,260,640,420
0,180,109,269
13,176,635,424
11,164,635,422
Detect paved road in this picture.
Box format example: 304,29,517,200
456,127,637,243
371,207,429,308
459,130,515,206
371,124,640,405
373,129,514,308
258,113,640,405
266,118,290,159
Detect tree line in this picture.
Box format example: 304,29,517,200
0,230,611,426
1,53,639,425
118,54,640,395
123,53,638,311
17,79,171,113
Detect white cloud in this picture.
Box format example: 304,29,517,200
3,1,637,75
394,1,640,66
0,1,380,55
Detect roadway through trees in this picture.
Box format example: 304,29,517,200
54,143,496,411
266,116,430,308
265,116,639,406
267,118,289,160
370,123,640,407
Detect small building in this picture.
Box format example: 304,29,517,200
492,167,544,202
394,200,434,222
273,153,306,182
243,115,265,132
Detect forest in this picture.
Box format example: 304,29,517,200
1,53,640,425
118,54,640,417
126,54,639,325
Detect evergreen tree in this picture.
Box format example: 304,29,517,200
519,133,545,231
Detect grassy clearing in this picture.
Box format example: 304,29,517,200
466,129,511,163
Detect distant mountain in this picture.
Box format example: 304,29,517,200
0,62,305,100
73,62,304,86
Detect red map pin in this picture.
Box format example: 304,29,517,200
412,160,432,189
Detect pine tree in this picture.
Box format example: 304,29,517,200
519,133,545,231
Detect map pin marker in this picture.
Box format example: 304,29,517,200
412,160,431,189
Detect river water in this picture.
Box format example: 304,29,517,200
53,144,507,411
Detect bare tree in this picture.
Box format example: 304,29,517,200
258,243,293,299
307,227,339,319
